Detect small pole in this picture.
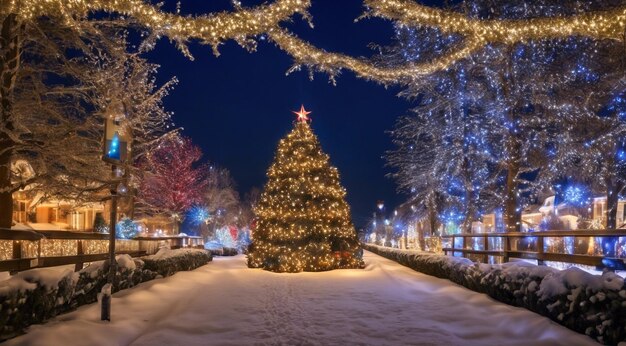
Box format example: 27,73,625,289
102,164,117,321
100,283,112,321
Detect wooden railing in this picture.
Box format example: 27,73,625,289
440,230,626,269
0,229,204,273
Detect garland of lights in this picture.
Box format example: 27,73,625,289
6,0,626,82
268,29,482,84
5,0,311,57
270,1,626,83
363,0,626,41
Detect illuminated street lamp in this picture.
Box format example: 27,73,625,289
101,101,130,322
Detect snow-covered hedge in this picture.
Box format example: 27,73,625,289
142,248,213,276
0,249,212,341
204,241,240,256
363,244,626,345
206,247,238,257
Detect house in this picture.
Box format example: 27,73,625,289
592,197,626,229
10,160,107,232
473,195,626,233
13,189,106,231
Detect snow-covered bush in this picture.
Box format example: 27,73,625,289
363,244,626,345
0,249,212,341
142,248,212,277
204,241,238,256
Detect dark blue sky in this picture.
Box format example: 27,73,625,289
144,1,423,227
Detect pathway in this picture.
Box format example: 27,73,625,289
6,251,597,346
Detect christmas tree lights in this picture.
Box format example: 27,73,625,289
247,107,363,272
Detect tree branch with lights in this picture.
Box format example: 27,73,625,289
4,0,312,58
270,0,626,84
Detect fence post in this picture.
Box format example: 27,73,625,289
75,240,84,272
12,240,21,260
536,236,544,266
451,235,455,256
10,240,22,274
461,235,467,260
483,234,489,263
503,235,510,263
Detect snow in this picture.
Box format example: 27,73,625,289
143,247,206,261
116,254,137,271
5,251,598,346
26,223,66,231
10,223,33,230
16,267,74,289
538,267,625,300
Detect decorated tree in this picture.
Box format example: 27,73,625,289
386,0,626,234
115,217,140,239
204,166,241,232
136,135,208,232
1,0,310,229
248,107,363,272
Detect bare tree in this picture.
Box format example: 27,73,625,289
204,166,241,235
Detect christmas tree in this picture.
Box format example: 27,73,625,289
248,106,364,272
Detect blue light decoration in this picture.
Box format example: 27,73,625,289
215,226,237,249
187,205,210,226
107,131,121,160
618,149,626,162
563,184,590,208
115,217,139,239
182,205,210,236
103,118,129,164
387,0,626,240
440,208,464,235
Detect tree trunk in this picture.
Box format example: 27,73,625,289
0,13,21,229
500,46,523,233
605,177,623,230
418,220,425,251
603,176,622,257
504,137,522,233
427,194,439,237
461,157,475,233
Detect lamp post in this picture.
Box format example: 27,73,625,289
101,102,130,321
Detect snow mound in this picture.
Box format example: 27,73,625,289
145,247,207,261
116,254,137,271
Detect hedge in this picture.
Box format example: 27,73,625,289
0,249,212,341
206,247,239,257
364,244,626,345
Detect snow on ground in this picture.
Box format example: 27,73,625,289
6,251,598,346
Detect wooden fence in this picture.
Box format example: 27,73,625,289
0,229,204,273
439,230,626,269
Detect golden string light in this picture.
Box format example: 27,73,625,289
363,0,626,42
5,0,311,56
7,0,625,82
270,1,626,83
269,28,482,84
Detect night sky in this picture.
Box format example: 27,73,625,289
144,1,429,227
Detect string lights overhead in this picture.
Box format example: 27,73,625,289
270,1,626,83
8,0,625,83
5,0,312,57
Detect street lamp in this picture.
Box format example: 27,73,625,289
101,101,130,321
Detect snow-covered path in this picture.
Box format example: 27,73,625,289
7,251,596,346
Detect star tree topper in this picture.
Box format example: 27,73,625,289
293,105,312,123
